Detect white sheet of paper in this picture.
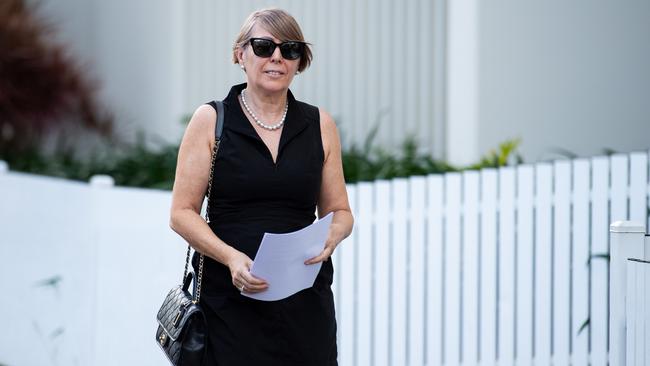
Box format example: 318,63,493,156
243,212,334,301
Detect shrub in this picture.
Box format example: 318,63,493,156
0,0,113,157
0,127,522,189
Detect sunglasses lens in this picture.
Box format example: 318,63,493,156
251,39,275,57
250,39,304,60
280,42,304,60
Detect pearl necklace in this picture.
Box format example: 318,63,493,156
240,89,288,131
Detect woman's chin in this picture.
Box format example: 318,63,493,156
252,79,291,93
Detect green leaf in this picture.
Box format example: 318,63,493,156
577,318,589,335
33,275,63,289
587,253,611,266
2,119,524,188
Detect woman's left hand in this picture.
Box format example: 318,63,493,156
304,231,339,265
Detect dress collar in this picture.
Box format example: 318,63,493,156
222,83,309,156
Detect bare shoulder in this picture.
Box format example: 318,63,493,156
318,107,340,160
184,103,217,148
318,107,337,134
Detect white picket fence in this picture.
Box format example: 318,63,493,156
0,151,649,366
330,151,650,366
609,222,650,366
625,258,650,365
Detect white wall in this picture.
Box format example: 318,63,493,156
0,173,96,366
184,0,444,157
30,0,650,165
0,172,188,366
32,0,445,157
446,0,479,166
478,0,650,162
33,0,187,148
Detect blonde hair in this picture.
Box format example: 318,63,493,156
232,8,313,73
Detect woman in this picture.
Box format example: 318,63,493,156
169,8,354,365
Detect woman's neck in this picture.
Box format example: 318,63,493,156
243,84,288,117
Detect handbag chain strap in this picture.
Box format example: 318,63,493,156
182,101,223,304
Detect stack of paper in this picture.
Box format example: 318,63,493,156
244,212,334,301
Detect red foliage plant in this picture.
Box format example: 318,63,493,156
0,0,113,154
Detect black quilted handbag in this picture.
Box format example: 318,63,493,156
155,100,225,366
156,272,207,365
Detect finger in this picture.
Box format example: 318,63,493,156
305,248,332,265
240,280,268,292
235,270,249,284
234,278,250,289
240,276,268,288
235,267,258,281
306,250,327,264
242,271,267,286
305,255,325,265
242,283,268,292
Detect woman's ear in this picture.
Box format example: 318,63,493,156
236,47,245,65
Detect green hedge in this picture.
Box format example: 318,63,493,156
1,132,522,190
341,127,522,182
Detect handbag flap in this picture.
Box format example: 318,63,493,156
156,284,202,341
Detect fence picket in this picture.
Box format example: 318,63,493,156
640,260,647,366
629,152,649,225
462,171,480,365
338,184,357,366
498,167,516,366
590,157,609,366
479,169,498,366
515,165,534,365
427,176,444,366
408,177,426,366
534,164,553,365
626,260,637,366
374,180,391,366
571,160,590,365
646,262,649,366
356,182,373,366
625,259,649,366
553,161,572,365
391,179,409,366
611,155,629,222
609,154,629,365
444,173,462,366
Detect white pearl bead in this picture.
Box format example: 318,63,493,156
241,89,288,131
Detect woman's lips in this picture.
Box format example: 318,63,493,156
264,70,284,77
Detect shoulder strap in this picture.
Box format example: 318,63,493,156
181,100,225,302
214,100,224,140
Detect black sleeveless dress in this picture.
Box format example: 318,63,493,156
191,83,338,365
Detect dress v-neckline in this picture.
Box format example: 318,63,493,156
236,95,285,166
223,83,311,168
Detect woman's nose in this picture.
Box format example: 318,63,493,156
270,45,283,62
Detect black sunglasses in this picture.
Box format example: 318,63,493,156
248,38,306,60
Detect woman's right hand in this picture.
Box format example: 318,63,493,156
226,249,269,293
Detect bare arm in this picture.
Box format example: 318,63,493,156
305,108,354,265
169,104,267,292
